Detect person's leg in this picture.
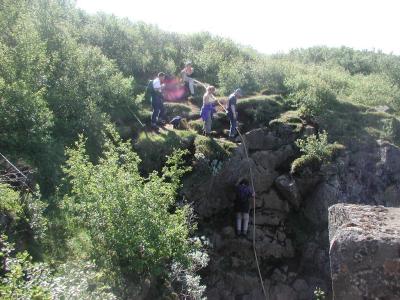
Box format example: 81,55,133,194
242,212,249,235
188,77,194,95
229,115,237,137
159,100,165,124
151,99,160,126
205,111,212,134
235,212,242,236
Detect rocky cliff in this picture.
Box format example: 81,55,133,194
182,118,400,299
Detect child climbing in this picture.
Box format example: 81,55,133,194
200,85,216,136
234,178,255,237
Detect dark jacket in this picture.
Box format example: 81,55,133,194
234,183,252,213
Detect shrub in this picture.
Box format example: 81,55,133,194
62,127,205,291
0,235,117,300
291,131,344,174
0,235,51,300
348,74,400,109
285,74,337,117
0,184,23,221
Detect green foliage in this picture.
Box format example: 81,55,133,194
0,184,47,241
348,74,400,108
0,235,51,300
0,184,23,222
0,235,116,300
291,131,344,174
194,135,236,162
236,96,286,128
62,128,200,283
285,72,337,117
134,130,196,173
314,286,326,300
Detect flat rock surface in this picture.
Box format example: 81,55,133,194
328,204,400,300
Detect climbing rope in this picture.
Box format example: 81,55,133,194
236,127,268,300
193,81,268,298
215,97,268,300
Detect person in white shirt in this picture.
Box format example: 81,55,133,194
149,72,166,127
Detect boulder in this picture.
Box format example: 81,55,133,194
291,279,310,300
275,174,302,209
328,204,400,300
269,283,297,300
304,178,344,225
244,128,284,151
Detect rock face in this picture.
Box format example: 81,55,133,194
328,204,400,300
183,118,400,299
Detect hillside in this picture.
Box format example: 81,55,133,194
2,0,400,299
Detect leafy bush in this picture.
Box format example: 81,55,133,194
0,235,117,300
291,131,344,174
285,74,337,117
0,184,23,221
0,184,47,241
348,74,400,108
0,235,51,300
62,128,204,290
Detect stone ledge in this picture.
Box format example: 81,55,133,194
328,204,400,300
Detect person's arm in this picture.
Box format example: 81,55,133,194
203,94,209,105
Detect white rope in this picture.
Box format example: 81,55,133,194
236,127,268,300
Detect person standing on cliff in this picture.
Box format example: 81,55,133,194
226,88,243,139
181,62,195,97
234,178,255,237
200,85,216,136
146,72,166,128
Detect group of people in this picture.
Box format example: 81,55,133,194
200,86,242,139
146,63,253,237
148,62,243,140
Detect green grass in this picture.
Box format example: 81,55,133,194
194,135,236,161
269,110,304,133
236,95,287,129
134,129,197,174
319,99,400,148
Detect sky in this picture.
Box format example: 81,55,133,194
76,0,400,55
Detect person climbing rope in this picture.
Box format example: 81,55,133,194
181,62,195,97
200,85,216,136
234,178,255,237
227,88,243,139
146,72,166,129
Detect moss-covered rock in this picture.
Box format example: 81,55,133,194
134,130,196,173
